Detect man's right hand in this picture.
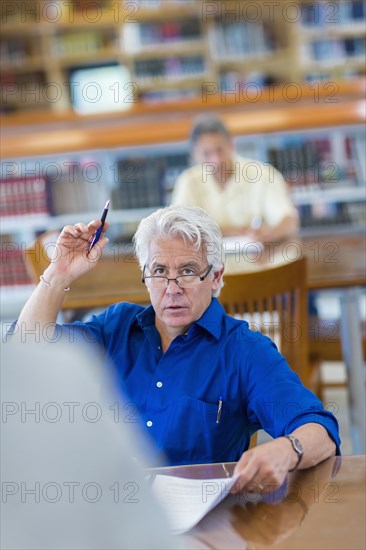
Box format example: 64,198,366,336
43,220,109,289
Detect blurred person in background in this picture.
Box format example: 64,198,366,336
171,115,319,316
171,114,299,242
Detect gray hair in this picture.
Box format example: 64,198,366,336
133,205,224,296
190,114,231,148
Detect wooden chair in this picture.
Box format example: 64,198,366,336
219,257,320,447
219,257,316,391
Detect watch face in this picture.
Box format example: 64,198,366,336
286,435,303,471
293,438,303,454
287,435,303,455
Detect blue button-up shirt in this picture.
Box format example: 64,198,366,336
64,298,340,466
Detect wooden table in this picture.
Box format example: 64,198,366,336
153,455,366,550
302,234,365,291
222,234,365,287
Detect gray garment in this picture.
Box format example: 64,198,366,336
1,341,181,550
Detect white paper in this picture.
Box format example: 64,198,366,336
151,474,239,534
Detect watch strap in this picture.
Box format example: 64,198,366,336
285,435,303,472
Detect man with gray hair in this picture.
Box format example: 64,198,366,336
13,205,339,493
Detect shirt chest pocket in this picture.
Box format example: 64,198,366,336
164,395,241,463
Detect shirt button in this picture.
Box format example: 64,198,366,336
146,421,153,427
156,381,163,388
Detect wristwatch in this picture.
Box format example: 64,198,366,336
284,435,304,471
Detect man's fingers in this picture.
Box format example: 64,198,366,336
62,223,95,243
62,225,82,238
87,219,102,231
233,460,260,492
95,236,109,251
233,451,252,476
86,237,109,261
74,222,89,234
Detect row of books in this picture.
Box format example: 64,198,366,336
1,71,47,109
49,177,107,215
345,200,366,225
0,172,105,218
111,158,163,209
0,151,190,218
220,71,279,90
300,1,365,26
0,37,35,65
111,152,188,210
304,68,363,82
0,243,33,287
52,31,110,57
140,88,198,103
298,201,360,227
134,56,205,79
208,20,277,59
1,70,46,87
1,176,50,217
266,134,365,190
123,19,201,51
2,132,364,217
304,37,366,62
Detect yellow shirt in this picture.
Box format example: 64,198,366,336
171,155,298,229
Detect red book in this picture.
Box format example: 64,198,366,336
0,176,50,217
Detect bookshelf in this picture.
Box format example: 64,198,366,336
1,101,365,318
235,125,365,233
1,1,365,317
1,1,365,114
1,96,365,228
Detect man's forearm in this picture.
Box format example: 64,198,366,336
287,423,337,470
12,220,109,343
12,266,72,343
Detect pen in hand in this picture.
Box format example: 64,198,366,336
87,200,110,255
216,396,223,424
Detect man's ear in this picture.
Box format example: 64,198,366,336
212,267,224,291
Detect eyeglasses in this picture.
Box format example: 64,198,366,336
142,265,213,289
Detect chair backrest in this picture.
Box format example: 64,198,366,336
219,257,309,387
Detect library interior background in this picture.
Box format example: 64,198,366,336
1,1,365,448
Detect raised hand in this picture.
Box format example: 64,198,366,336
44,219,109,288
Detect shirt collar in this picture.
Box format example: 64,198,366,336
136,305,155,328
208,155,242,188
135,299,224,341
194,298,224,340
